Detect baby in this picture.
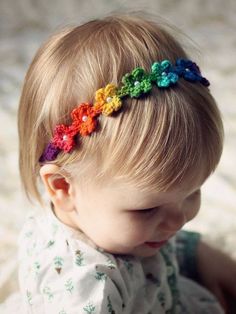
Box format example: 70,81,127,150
14,13,236,313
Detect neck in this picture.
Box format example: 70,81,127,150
52,205,78,230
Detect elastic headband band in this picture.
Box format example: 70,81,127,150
39,58,210,162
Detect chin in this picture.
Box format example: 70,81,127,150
99,243,160,258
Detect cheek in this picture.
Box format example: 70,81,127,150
114,213,156,244
185,198,201,221
97,212,153,247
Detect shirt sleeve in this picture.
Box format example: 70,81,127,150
175,230,201,282
18,216,127,314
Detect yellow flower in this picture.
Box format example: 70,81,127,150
94,83,122,116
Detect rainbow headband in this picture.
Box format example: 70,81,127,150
39,58,210,162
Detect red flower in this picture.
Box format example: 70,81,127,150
52,124,76,153
71,103,98,136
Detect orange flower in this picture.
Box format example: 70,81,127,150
71,103,98,136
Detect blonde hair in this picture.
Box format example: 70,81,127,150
18,13,224,204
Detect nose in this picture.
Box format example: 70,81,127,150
158,206,186,232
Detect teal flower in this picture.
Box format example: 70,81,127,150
118,67,152,98
151,60,178,88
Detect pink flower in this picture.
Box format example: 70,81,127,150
52,124,76,153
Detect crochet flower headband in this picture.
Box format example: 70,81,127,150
39,58,210,162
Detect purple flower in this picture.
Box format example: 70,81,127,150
39,143,61,162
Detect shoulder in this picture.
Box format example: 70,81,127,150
17,210,131,312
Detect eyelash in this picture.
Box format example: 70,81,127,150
129,190,200,215
187,190,201,200
137,207,159,214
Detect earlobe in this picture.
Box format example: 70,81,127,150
39,164,75,212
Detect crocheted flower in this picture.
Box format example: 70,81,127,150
94,83,122,116
174,58,210,86
150,60,178,88
71,103,98,136
118,67,152,98
39,143,61,162
52,124,76,153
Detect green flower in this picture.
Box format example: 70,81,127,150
65,278,74,293
75,250,84,266
46,240,55,248
118,67,152,98
151,60,178,88
54,256,64,274
95,271,107,281
43,286,54,302
83,302,96,313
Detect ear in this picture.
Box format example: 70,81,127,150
39,164,75,212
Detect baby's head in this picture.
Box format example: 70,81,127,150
18,13,223,256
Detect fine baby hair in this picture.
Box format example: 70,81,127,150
18,13,223,204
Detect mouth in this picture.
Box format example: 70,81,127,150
145,240,168,248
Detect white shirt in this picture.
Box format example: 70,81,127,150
16,208,224,314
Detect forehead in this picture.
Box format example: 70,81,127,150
73,162,208,209
102,173,205,209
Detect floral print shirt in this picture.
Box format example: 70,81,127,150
17,209,224,314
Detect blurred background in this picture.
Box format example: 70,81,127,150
0,0,235,304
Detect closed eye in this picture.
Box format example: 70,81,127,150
135,207,159,214
187,189,201,200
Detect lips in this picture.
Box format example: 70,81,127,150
145,240,168,248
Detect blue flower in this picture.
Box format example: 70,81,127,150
174,59,210,86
